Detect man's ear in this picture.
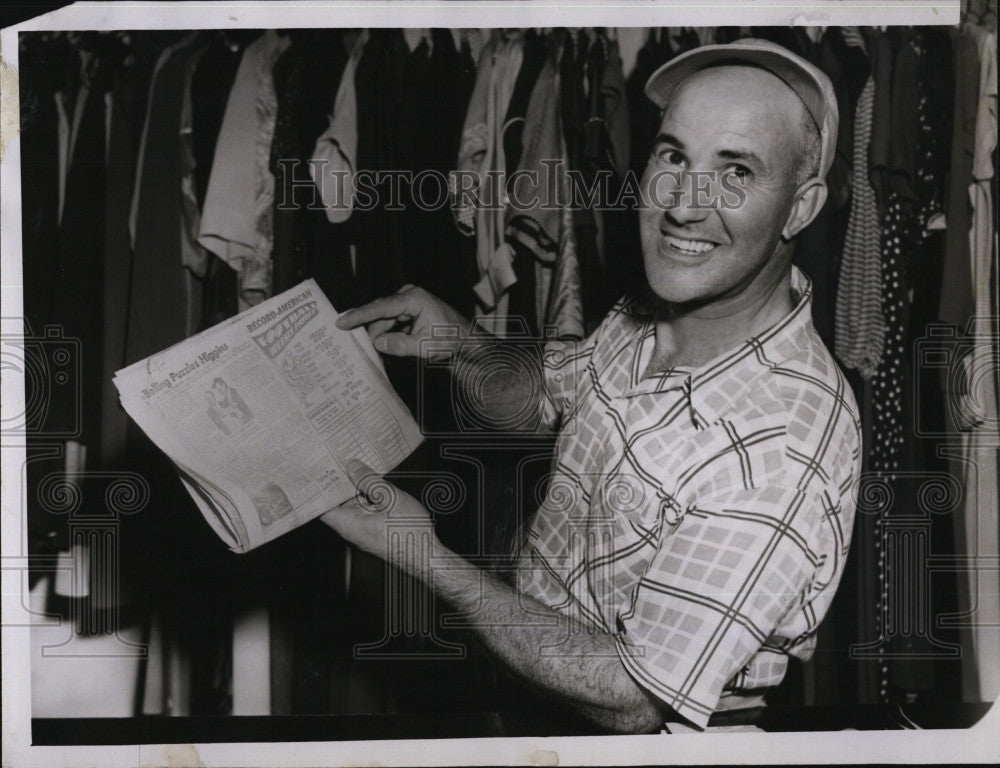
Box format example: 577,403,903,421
782,178,828,241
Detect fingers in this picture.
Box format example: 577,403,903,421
371,332,423,357
320,500,365,532
344,459,395,511
335,286,420,331
345,458,378,490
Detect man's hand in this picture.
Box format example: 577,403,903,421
321,459,440,579
337,285,542,431
335,284,469,359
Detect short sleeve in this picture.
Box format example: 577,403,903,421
614,484,829,729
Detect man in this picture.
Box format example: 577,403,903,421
324,39,862,733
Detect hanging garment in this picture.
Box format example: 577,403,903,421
591,34,634,324
614,26,647,79
20,32,160,575
871,31,921,478
190,32,253,209
544,153,585,340
197,30,291,308
625,28,673,178
124,33,205,367
504,41,584,340
501,31,551,335
271,30,348,292
559,29,587,171
100,46,143,469
581,33,612,188
501,29,548,179
834,75,885,379
47,52,112,453
868,32,894,216
190,32,252,328
939,25,982,328
956,23,999,704
866,28,950,531
309,28,409,312
393,28,479,314
179,38,212,281
310,30,366,225
453,30,525,330
600,36,630,182
18,36,63,343
559,30,605,332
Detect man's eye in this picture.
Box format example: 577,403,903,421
654,148,686,168
725,164,752,182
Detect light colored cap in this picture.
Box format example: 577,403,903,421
644,38,839,179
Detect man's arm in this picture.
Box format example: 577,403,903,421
449,340,545,431
336,286,544,429
431,550,669,733
321,460,670,734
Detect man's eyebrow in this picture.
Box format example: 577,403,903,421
716,148,765,167
652,133,684,148
652,134,765,168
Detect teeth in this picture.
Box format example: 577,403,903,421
665,235,715,254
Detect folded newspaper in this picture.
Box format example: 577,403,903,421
113,279,423,553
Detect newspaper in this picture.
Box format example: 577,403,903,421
112,279,423,553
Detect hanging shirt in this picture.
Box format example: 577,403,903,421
311,30,368,224
197,30,291,306
504,38,583,340
452,30,525,329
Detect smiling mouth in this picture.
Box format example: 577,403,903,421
663,234,717,255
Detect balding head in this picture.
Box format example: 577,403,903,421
670,65,821,188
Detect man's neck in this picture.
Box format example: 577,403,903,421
647,269,794,375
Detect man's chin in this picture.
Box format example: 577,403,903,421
645,276,719,307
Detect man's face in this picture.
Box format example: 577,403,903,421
638,65,812,308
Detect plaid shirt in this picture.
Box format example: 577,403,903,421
517,267,862,729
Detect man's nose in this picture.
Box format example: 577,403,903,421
650,170,712,226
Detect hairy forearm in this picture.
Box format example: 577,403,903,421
450,340,544,431
423,548,665,733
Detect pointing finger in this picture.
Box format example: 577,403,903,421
336,290,421,330
371,332,423,357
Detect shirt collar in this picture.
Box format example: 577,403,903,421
615,267,818,425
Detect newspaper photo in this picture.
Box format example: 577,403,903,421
112,279,423,552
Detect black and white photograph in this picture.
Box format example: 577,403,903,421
1,2,997,766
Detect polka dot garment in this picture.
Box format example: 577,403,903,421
870,31,943,481
869,30,945,703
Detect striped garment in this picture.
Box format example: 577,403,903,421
517,266,862,729
834,75,886,379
